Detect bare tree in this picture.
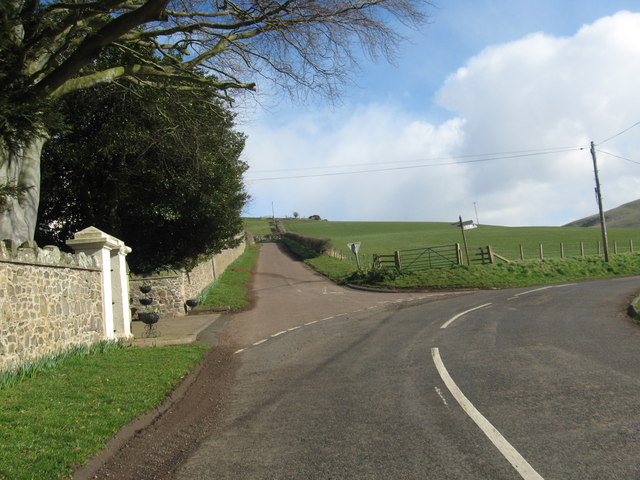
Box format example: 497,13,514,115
0,0,430,242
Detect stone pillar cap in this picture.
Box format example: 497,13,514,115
66,226,126,251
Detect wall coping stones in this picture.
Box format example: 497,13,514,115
0,239,98,270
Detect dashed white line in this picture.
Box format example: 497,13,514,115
305,320,319,326
252,339,268,346
234,348,245,355
287,326,301,332
431,348,544,480
441,303,492,329
509,283,577,300
271,330,287,337
511,286,553,298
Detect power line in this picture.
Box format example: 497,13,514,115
596,149,640,165
246,146,582,182
596,120,640,146
249,145,582,174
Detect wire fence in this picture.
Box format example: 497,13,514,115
333,239,637,270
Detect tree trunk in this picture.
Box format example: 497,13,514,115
0,135,46,243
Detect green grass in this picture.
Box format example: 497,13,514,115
280,220,640,289
0,343,209,480
0,341,124,390
283,219,640,267
347,253,640,289
243,217,274,236
199,244,260,308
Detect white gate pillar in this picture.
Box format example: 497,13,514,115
67,227,133,339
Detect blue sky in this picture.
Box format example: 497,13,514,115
240,0,640,226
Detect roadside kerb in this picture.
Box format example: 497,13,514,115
128,313,221,347
628,294,640,321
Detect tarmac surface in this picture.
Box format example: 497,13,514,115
76,243,451,480
75,243,640,479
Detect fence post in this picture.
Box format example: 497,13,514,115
539,243,544,260
631,240,634,253
560,243,564,259
394,250,402,271
580,242,585,257
520,245,524,260
487,245,495,264
598,241,601,255
614,241,618,255
456,243,462,265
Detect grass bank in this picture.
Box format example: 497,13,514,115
347,253,640,289
198,244,260,309
0,343,209,480
280,235,640,289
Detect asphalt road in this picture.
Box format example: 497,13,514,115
175,273,640,479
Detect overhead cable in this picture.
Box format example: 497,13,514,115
246,147,582,182
249,145,582,174
596,120,640,146
596,149,640,165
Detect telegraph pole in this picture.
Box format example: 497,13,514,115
590,141,610,262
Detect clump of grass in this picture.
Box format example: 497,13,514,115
0,343,209,480
0,340,125,389
199,244,260,308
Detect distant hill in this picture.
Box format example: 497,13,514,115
564,199,640,228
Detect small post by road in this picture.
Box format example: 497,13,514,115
453,215,471,265
348,242,362,270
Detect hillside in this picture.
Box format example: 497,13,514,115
565,199,640,228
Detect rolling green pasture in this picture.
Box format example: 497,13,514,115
243,217,274,236
282,219,640,266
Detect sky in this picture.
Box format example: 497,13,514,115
238,0,640,226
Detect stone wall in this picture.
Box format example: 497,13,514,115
0,241,103,370
130,238,246,317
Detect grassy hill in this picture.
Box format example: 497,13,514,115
245,217,640,289
281,219,640,266
565,198,640,228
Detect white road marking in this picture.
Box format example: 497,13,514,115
441,303,492,329
271,330,287,337
305,320,319,326
252,339,268,346
509,283,577,300
287,326,301,332
434,386,449,408
234,348,245,354
322,287,344,295
431,348,544,480
511,286,553,298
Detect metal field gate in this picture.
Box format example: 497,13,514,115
373,244,462,272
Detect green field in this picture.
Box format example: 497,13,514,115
243,217,274,236
282,219,640,267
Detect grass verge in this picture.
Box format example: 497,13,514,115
280,237,357,283
345,253,640,289
0,343,209,480
198,244,260,309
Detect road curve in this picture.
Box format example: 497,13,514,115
175,275,640,480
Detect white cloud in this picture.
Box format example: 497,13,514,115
243,11,640,226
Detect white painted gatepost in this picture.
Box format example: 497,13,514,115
67,227,132,339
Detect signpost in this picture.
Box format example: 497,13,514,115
451,216,473,264
348,242,362,270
